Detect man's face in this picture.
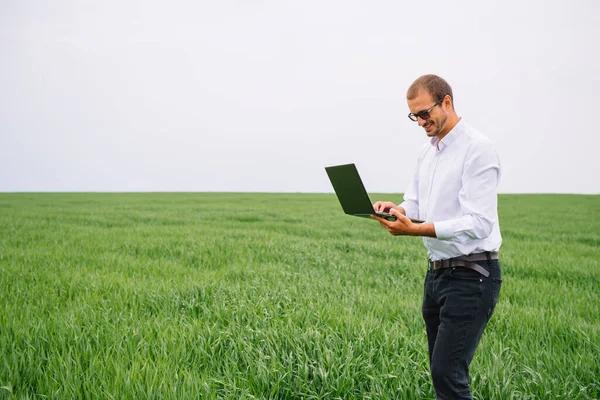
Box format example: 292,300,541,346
407,89,448,138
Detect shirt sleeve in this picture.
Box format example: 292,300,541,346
399,157,420,219
434,140,501,242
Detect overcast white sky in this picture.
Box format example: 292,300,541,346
1,0,598,194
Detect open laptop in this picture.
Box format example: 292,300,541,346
325,163,424,223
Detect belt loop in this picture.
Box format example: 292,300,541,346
486,251,492,264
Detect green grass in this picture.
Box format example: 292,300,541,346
0,193,598,399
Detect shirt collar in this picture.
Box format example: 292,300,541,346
430,118,465,152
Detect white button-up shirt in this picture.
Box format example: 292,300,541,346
399,119,502,261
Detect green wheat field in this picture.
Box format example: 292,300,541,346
0,193,598,399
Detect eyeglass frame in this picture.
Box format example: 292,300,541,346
407,96,446,122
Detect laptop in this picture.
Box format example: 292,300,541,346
325,163,424,223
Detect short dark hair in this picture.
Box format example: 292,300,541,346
407,74,453,106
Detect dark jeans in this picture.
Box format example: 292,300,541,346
422,259,502,400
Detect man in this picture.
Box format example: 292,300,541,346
372,74,502,399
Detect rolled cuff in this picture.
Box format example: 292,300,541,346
433,220,455,240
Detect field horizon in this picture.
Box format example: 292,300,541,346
1,192,598,399
2,191,599,195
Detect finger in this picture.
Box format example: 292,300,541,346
389,209,411,226
389,208,401,217
385,202,397,213
390,208,408,219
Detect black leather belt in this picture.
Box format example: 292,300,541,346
428,252,498,278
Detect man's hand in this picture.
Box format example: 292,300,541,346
371,208,415,235
371,208,437,237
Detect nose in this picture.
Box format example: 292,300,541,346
417,116,428,127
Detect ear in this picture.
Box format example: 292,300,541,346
443,95,453,110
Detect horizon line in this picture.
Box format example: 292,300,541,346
0,191,598,196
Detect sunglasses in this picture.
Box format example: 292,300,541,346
408,97,444,122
